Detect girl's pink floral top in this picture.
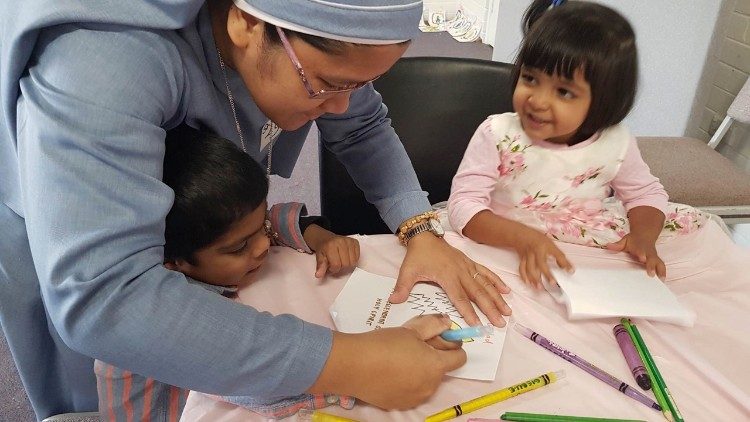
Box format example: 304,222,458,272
448,113,706,247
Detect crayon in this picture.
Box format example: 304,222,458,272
620,320,672,422
425,371,564,422
297,409,359,422
613,324,651,390
513,323,661,412
500,412,646,422
441,324,493,341
622,319,684,422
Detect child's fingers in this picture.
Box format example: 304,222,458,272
518,258,529,284
342,237,359,268
317,254,329,276
526,253,542,289
538,259,556,289
656,258,667,280
606,237,627,252
315,253,328,278
327,247,344,274
552,247,574,272
645,254,666,280
347,239,359,266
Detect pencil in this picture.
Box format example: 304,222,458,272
500,412,647,422
622,319,683,422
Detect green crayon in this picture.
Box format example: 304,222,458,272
500,412,646,422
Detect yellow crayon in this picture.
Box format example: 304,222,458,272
425,371,565,422
298,408,360,422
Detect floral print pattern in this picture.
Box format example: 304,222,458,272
489,116,708,247
663,206,705,234
568,166,605,187
497,134,528,178
517,193,628,246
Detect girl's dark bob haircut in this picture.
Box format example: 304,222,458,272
513,0,638,142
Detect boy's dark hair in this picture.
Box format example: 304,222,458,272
163,124,268,264
513,0,638,143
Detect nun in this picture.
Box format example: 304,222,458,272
0,0,511,419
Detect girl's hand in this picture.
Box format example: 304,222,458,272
606,234,666,279
514,226,574,289
390,233,512,327
303,225,360,278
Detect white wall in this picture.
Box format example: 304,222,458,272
490,0,723,136
484,0,501,46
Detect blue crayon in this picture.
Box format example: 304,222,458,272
441,325,493,341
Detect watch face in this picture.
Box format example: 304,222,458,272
430,218,445,236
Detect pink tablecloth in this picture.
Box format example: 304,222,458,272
180,221,750,422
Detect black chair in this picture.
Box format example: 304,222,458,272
320,56,515,235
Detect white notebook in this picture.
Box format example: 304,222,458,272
546,267,695,327
330,268,506,381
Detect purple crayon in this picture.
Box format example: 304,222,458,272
514,323,661,412
613,323,652,390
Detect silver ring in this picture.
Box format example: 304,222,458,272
472,271,481,280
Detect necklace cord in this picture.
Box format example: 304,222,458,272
217,50,273,178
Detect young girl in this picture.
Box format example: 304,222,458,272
448,0,706,288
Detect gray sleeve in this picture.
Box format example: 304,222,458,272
17,25,331,398
316,85,430,232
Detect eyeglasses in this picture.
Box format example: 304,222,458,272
275,26,380,99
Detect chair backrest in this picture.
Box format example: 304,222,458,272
320,57,515,234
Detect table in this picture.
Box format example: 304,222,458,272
181,221,750,421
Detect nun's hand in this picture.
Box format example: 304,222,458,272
389,232,512,327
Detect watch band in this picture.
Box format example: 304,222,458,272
397,211,438,245
397,211,444,246
403,221,433,244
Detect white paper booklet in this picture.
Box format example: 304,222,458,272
330,268,506,381
547,267,696,326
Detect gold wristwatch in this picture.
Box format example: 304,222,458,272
397,211,445,246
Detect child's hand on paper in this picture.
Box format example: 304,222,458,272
513,225,574,289
606,233,666,280
303,224,360,278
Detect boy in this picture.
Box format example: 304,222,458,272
95,125,359,420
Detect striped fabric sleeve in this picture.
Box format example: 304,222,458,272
268,202,313,254
94,359,188,422
215,392,356,419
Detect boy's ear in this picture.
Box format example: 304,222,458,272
164,259,191,273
